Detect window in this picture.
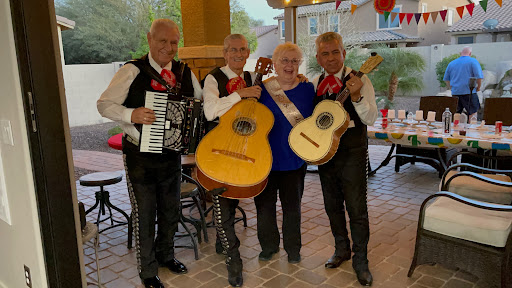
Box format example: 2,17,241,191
421,3,428,13
279,20,285,39
309,17,318,35
447,9,454,26
329,14,339,32
378,6,401,29
457,36,474,44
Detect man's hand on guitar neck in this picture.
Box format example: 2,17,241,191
238,86,262,99
346,72,364,103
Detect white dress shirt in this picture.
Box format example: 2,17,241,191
311,65,378,128
203,65,256,121
97,53,202,141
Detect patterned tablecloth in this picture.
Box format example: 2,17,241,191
368,119,512,151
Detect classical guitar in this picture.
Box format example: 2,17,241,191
288,52,383,165
195,57,274,199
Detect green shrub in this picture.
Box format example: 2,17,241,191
435,54,485,87
108,126,123,136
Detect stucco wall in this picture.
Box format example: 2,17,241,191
250,29,279,59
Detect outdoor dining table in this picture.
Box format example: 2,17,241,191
367,119,512,175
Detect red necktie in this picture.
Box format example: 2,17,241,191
151,69,176,91
317,75,343,96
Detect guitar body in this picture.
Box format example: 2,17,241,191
289,100,350,165
195,99,274,199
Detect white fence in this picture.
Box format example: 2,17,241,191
63,42,512,127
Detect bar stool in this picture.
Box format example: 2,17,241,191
79,171,132,249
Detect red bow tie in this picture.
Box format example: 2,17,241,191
226,76,247,95
151,68,176,91
317,75,343,96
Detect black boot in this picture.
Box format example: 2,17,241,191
227,257,243,287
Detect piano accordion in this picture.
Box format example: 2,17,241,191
140,91,205,154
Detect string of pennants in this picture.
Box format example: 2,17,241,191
335,0,503,25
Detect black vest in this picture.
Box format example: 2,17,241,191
123,54,195,110
316,69,367,147
204,67,253,132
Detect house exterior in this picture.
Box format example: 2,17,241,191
446,0,512,44
249,25,279,59
274,0,470,47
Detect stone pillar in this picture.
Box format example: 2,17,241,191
179,0,231,81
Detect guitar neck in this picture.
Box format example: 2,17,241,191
254,73,263,87
335,71,364,104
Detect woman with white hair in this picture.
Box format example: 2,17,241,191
255,42,315,263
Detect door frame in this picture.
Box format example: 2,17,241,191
9,0,82,286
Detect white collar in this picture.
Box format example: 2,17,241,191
327,65,346,79
222,65,244,79
148,52,173,73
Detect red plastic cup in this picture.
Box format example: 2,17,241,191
496,121,503,134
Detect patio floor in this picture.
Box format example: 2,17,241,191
74,145,487,288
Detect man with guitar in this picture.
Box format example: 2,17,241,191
312,32,377,286
202,33,261,287
97,19,202,288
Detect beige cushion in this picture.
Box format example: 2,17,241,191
441,171,512,204
424,197,512,247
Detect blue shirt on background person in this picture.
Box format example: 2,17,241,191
259,81,315,171
443,56,483,95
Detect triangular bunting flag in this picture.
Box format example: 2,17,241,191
351,4,357,14
440,10,448,22
422,13,430,24
399,13,406,24
406,13,414,25
414,13,422,24
391,12,398,23
466,3,475,16
384,11,390,21
456,6,465,18
480,0,488,12
431,11,438,23
336,0,342,10
496,0,502,7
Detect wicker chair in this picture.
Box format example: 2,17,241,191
395,96,459,177
408,164,512,287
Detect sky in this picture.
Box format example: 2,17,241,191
239,0,283,26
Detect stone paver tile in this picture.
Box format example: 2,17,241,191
190,270,217,283
416,265,456,281
89,268,119,284
196,276,230,288
292,268,327,285
442,279,474,288
254,267,280,280
371,243,399,257
268,259,301,275
262,274,296,288
453,270,479,283
104,277,134,288
417,275,446,288
325,270,358,287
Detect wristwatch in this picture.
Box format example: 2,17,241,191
353,95,364,103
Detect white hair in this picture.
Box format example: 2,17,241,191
149,19,179,36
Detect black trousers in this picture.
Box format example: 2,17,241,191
123,140,181,280
318,136,369,269
216,196,242,265
254,164,307,257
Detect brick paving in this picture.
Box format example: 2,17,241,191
75,145,488,288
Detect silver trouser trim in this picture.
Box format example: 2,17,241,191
125,134,139,146
123,154,142,273
212,194,230,259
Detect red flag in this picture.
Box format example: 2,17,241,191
456,6,465,18
439,10,448,22
399,13,406,24
406,13,414,25
466,3,475,16
336,0,342,10
423,13,430,24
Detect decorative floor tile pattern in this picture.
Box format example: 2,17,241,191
75,145,488,288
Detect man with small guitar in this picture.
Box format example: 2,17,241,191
97,19,202,288
312,32,377,286
202,33,261,287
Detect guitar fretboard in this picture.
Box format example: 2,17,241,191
335,71,364,104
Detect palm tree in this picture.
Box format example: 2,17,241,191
345,44,426,109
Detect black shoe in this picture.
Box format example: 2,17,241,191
162,258,188,274
143,276,164,288
325,252,351,268
227,259,243,287
258,249,279,261
354,266,373,286
287,254,301,264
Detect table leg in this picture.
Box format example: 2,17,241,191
368,144,396,177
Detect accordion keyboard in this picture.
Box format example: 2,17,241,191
140,92,168,153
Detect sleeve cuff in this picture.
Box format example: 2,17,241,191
122,108,135,124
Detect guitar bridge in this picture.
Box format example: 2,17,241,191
211,149,256,163
300,132,319,148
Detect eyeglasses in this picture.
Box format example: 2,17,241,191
279,58,302,66
227,47,248,54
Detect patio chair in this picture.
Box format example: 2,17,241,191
483,97,512,126
409,162,512,287
395,96,458,177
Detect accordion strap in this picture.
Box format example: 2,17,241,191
129,57,187,95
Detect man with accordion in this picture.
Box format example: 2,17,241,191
97,19,202,288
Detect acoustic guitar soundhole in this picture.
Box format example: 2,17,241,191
316,112,334,130
232,117,256,136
